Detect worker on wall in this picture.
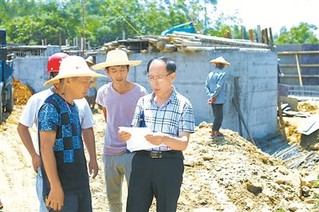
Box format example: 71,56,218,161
205,56,231,138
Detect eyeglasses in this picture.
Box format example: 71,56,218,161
147,72,173,82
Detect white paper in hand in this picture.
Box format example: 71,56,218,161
119,127,163,152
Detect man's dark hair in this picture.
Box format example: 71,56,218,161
146,56,176,74
215,63,225,69
50,72,58,78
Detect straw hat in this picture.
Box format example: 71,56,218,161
85,56,95,65
92,49,141,70
210,56,230,66
44,55,105,86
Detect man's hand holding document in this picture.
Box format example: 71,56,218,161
118,127,166,152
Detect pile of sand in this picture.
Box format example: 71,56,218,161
12,78,33,105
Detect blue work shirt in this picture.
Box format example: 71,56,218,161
205,69,227,104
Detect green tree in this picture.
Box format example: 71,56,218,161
85,0,216,45
204,12,244,39
276,22,319,44
3,0,81,45
2,0,245,47
5,16,42,45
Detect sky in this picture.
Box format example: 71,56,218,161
215,0,319,35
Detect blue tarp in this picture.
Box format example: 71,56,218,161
160,22,196,36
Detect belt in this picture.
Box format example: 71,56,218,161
135,150,183,159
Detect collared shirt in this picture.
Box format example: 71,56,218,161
205,69,227,104
131,87,195,151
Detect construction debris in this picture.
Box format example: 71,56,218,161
279,101,310,118
298,114,319,135
298,101,319,114
97,32,271,54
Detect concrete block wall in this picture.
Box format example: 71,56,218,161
276,44,319,98
216,48,278,139
14,47,278,140
96,48,278,140
14,56,48,92
13,46,61,92
277,44,319,85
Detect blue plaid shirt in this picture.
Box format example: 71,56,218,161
132,88,195,150
38,94,89,192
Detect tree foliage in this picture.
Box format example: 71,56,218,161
204,12,245,39
2,0,218,46
276,23,318,44
1,0,232,46
0,0,317,47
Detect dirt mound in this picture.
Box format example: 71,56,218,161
12,78,33,105
181,122,312,211
285,120,302,144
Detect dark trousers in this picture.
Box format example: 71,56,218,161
48,186,92,212
126,151,184,212
212,104,223,131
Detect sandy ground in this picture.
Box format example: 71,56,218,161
1,103,319,211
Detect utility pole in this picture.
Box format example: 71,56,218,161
81,0,85,56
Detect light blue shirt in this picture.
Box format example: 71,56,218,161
205,69,227,104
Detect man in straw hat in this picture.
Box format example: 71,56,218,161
119,56,195,211
85,55,95,68
37,55,104,211
84,55,98,110
92,49,147,211
17,53,100,212
205,56,231,138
